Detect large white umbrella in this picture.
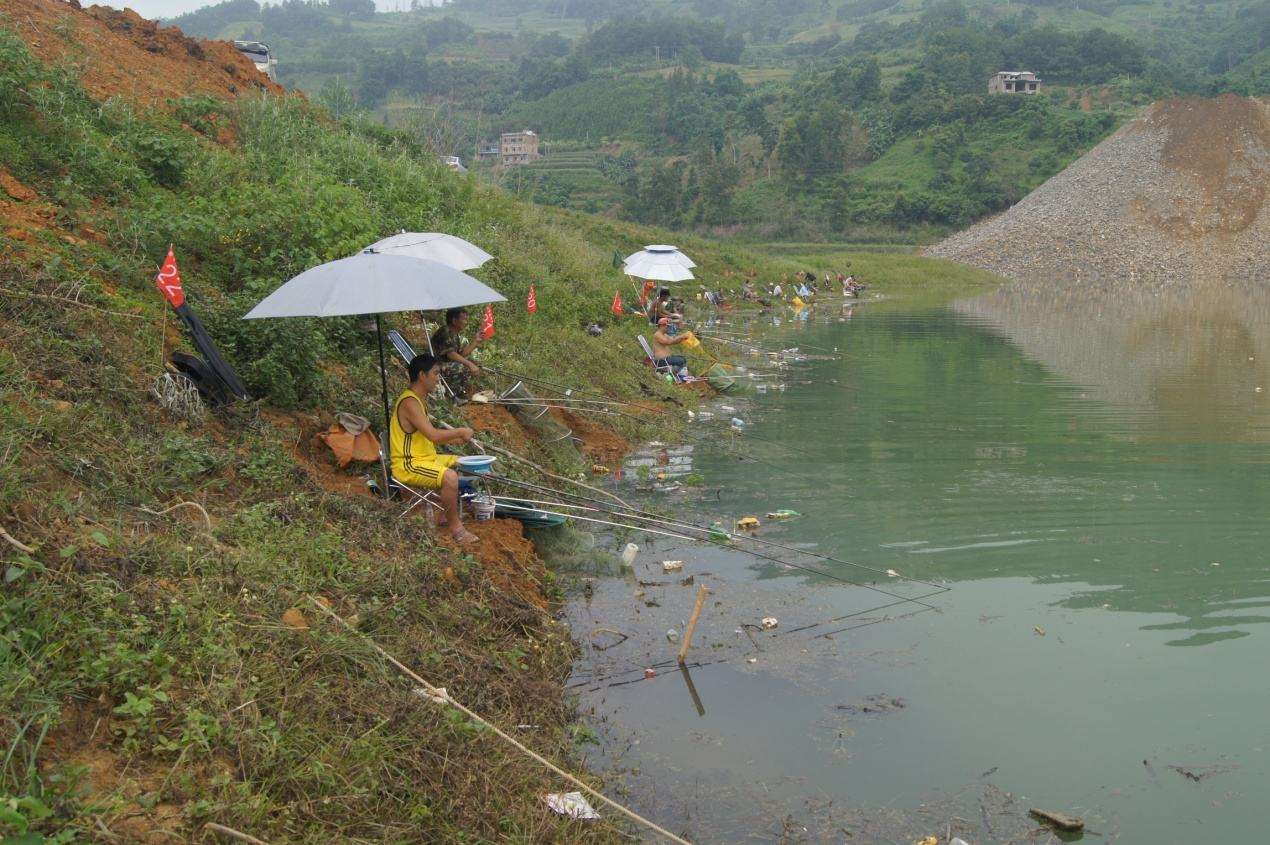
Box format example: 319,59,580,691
244,253,503,318
364,231,493,271
624,244,696,269
244,251,505,494
623,253,695,282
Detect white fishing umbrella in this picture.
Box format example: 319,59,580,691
624,244,696,269
244,251,505,494
244,253,503,318
363,231,493,271
623,252,695,282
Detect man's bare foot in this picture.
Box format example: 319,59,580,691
450,528,479,545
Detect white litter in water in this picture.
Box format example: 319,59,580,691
886,569,900,578
543,792,600,820
662,560,684,572
761,617,779,629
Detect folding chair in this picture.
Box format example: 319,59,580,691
638,335,681,381
386,328,460,401
382,448,476,519
387,328,415,366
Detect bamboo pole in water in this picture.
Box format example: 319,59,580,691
677,583,710,665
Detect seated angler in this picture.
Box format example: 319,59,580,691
651,316,690,379
430,307,484,399
391,354,479,545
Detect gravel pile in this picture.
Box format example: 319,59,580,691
927,95,1269,292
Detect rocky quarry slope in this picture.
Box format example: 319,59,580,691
928,95,1269,290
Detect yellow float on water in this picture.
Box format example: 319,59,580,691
736,516,760,530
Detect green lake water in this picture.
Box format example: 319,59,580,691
564,284,1270,843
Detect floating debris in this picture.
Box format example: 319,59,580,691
662,560,684,572
765,509,800,520
736,516,760,531
837,694,907,715
761,616,779,629
1028,808,1084,832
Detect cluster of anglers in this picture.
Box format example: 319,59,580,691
740,269,866,306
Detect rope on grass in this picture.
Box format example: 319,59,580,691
138,501,213,531
0,526,35,554
203,822,272,844
307,597,693,845
0,286,147,319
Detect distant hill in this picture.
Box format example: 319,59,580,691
928,95,1269,288
161,0,1268,240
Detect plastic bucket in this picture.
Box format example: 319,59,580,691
471,495,496,521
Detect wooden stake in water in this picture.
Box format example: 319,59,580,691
678,583,709,665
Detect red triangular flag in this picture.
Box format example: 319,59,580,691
480,303,495,339
610,291,623,316
527,284,537,314
638,279,656,307
154,247,186,308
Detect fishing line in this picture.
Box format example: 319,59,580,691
483,473,947,599
487,398,646,422
483,365,632,404
567,604,940,692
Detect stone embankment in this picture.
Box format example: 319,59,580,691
928,95,1269,290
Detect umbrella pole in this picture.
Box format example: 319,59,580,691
376,315,392,499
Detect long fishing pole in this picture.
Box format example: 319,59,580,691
488,398,650,423
569,603,939,691
494,497,704,543
483,474,947,601
484,365,633,404
498,472,950,592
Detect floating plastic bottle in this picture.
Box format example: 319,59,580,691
621,543,639,565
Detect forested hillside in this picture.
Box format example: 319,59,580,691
169,0,1268,239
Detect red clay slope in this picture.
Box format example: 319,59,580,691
0,0,283,107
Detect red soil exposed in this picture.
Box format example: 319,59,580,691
0,0,283,107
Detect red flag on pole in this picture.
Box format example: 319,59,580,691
610,291,623,316
638,279,656,307
527,284,537,314
154,247,186,308
480,303,495,339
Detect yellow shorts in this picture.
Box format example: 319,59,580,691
395,454,459,490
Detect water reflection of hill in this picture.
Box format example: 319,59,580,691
706,303,1269,648
946,285,1270,645
956,284,1270,443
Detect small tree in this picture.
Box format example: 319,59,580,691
317,78,356,119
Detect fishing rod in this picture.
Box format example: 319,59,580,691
568,603,940,691
483,365,636,404
487,398,647,422
499,473,951,593
483,474,948,600
491,394,645,411
493,496,704,543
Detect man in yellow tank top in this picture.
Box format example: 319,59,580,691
391,354,478,545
